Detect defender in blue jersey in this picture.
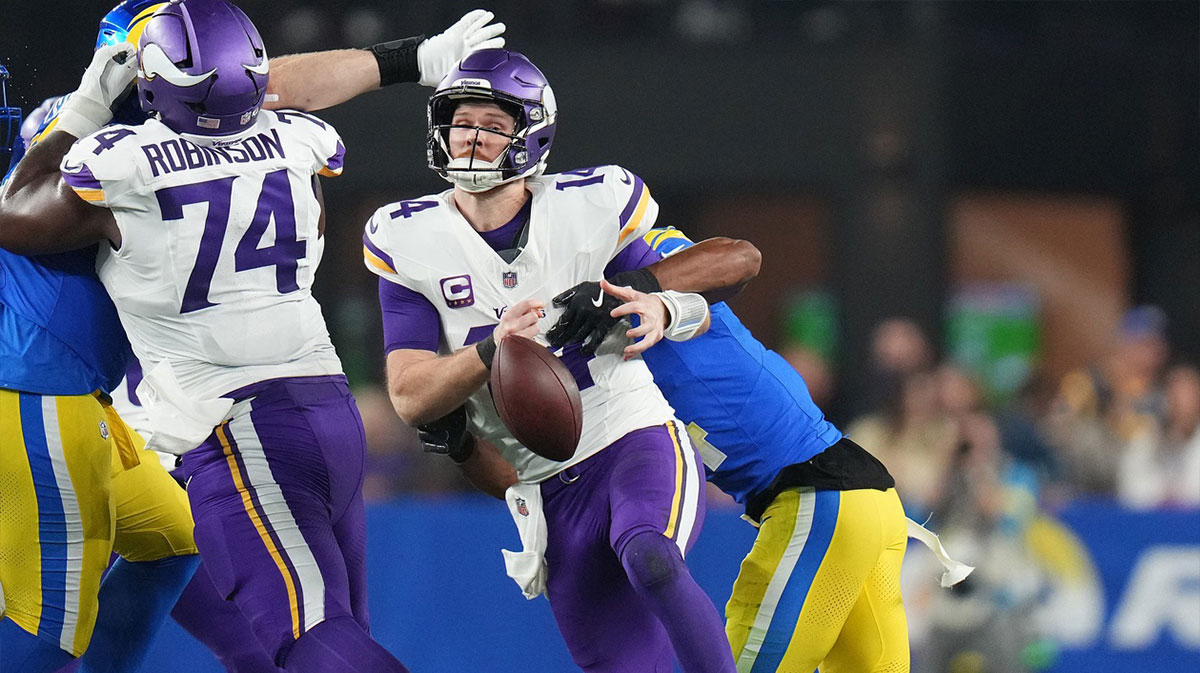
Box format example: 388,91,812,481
635,228,906,672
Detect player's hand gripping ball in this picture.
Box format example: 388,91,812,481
490,335,583,461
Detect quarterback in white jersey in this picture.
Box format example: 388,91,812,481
364,49,752,673
365,162,678,483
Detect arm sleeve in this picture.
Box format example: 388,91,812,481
379,277,441,354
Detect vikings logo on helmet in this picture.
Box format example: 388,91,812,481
427,49,558,193
136,0,269,136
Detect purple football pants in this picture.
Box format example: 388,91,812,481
180,376,406,672
541,421,734,672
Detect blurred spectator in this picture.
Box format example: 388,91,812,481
995,373,1063,490
1117,363,1200,509
848,368,957,518
911,373,1065,673
1042,306,1173,496
853,317,937,420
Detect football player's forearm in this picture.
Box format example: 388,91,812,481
648,237,762,303
457,439,518,500
388,347,490,427
0,131,99,254
266,50,381,112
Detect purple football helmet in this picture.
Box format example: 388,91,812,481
136,0,268,136
428,49,557,192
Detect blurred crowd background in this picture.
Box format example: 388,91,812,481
3,1,1198,671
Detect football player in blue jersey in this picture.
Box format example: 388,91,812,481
0,3,507,672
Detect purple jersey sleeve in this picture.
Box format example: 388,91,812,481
379,278,441,353
604,237,661,276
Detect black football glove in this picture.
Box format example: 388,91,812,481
546,281,622,356
546,269,662,357
417,405,474,463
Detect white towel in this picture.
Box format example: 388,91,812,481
136,361,233,455
501,483,549,600
907,517,975,588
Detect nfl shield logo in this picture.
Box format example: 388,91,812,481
516,497,529,517
502,271,518,289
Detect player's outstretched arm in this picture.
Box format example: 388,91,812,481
548,236,758,354
647,236,761,303
266,9,505,112
386,297,542,426
0,44,132,254
0,132,116,254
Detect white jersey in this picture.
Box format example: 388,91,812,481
61,110,346,402
364,165,677,483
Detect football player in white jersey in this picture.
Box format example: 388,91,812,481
0,1,421,671
363,49,761,673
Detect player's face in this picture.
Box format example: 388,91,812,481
448,101,517,164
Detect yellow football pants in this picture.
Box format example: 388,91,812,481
726,487,909,673
0,390,195,656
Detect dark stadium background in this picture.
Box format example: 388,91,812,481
2,2,1197,672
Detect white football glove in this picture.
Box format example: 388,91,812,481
56,43,138,139
417,9,506,87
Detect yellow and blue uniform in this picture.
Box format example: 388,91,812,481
642,228,909,672
1,89,194,660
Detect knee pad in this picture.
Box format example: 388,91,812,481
619,531,685,591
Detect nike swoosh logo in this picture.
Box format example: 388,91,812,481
592,287,605,307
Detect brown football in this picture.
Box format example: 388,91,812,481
490,335,583,462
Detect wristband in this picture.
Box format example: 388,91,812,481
608,267,661,294
367,36,424,87
655,290,709,342
476,333,497,369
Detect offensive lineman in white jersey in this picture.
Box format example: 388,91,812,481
0,1,413,671
363,49,760,673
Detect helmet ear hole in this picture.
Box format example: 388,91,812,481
537,137,549,149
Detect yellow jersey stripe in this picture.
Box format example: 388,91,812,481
664,421,685,539
363,246,397,275
618,188,651,245
317,166,343,178
218,423,302,639
71,188,106,203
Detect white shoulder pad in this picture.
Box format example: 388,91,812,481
60,124,143,208
362,194,451,284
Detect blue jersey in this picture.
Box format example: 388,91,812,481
0,97,134,395
640,228,844,506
